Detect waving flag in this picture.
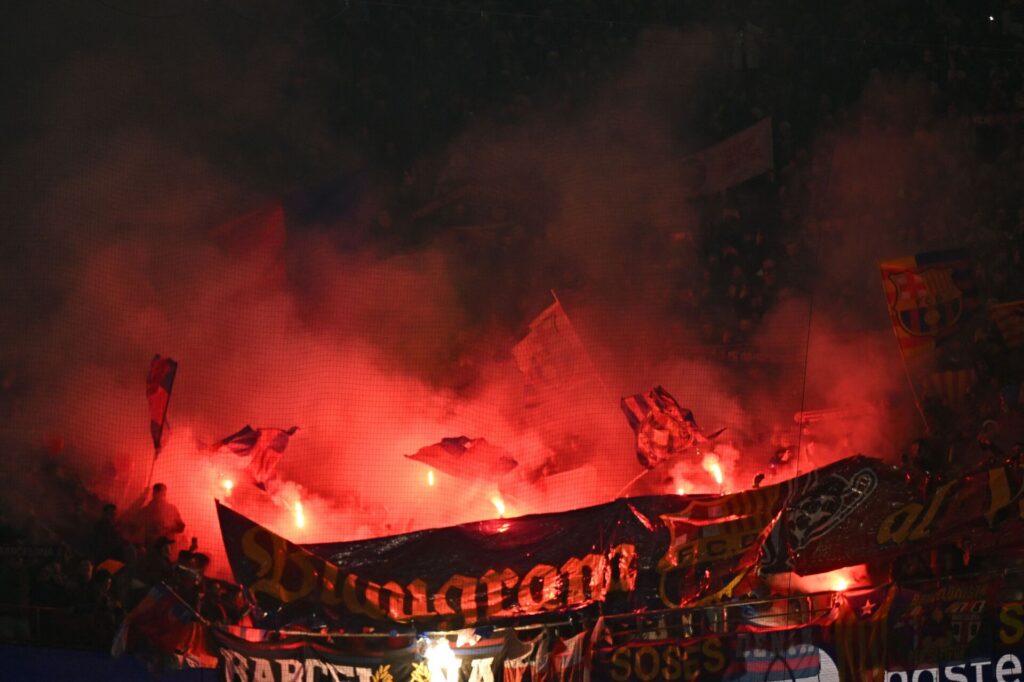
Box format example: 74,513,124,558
620,386,720,469
991,300,1024,348
880,249,980,425
405,436,518,481
146,355,177,456
921,368,976,409
512,297,596,410
212,425,299,490
111,583,198,660
880,249,977,360
834,585,896,682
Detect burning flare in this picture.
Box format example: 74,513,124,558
701,453,724,487
220,479,234,496
427,470,435,487
293,500,305,529
424,638,459,682
490,495,506,518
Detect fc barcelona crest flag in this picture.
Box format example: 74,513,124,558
880,249,977,360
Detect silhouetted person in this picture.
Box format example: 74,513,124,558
140,537,175,586
139,483,185,548
90,503,124,562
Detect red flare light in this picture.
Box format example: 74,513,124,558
490,495,506,518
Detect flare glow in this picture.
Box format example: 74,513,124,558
490,495,506,518
701,453,724,486
424,638,459,682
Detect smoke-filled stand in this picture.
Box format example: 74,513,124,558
5,1,1024,680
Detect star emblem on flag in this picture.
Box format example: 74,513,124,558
860,598,876,616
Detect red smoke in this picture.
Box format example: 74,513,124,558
0,31,944,582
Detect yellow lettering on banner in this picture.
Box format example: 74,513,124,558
406,579,431,618
878,503,923,545
908,480,956,541
634,647,660,682
240,527,274,579
245,528,316,603
1000,604,1024,645
610,647,632,682
480,568,517,621
518,564,560,612
433,574,479,623
343,573,385,620
662,645,683,680
702,639,725,673
379,581,408,620
609,544,639,592
321,563,344,606
561,553,607,605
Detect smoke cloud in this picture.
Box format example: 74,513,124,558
0,20,973,578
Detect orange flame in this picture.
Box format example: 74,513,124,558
427,470,435,487
701,453,724,486
294,500,305,529
221,479,234,496
490,495,506,518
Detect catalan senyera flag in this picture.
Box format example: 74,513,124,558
880,249,977,360
991,300,1024,348
146,355,178,456
833,584,896,682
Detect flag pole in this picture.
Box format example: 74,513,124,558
613,468,652,499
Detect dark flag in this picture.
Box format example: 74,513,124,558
111,583,201,661
211,425,299,490
146,355,177,456
405,436,518,481
620,386,720,469
833,585,896,682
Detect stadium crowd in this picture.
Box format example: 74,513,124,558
3,0,1024,661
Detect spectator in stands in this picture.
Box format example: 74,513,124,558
89,503,124,563
139,483,185,548
139,536,174,587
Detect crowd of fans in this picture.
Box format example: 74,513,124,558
4,0,1024,661
0,483,250,654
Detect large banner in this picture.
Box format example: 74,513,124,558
594,625,837,682
217,495,673,630
218,458,1024,630
211,627,419,682
681,118,773,196
209,586,1024,682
